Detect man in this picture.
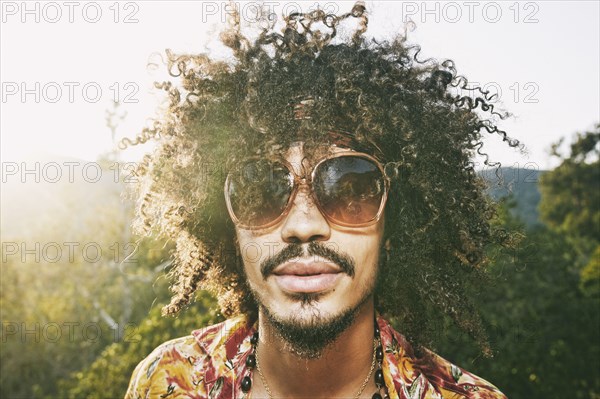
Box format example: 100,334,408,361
125,2,515,398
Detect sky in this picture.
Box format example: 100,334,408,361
1,0,599,171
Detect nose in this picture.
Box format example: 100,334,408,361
280,185,331,243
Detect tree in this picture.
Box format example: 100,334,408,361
57,291,221,399
539,125,599,248
434,200,600,398
540,125,600,298
0,164,168,399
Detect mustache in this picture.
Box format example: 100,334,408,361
260,242,356,280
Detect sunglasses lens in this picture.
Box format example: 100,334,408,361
314,156,386,225
226,160,293,227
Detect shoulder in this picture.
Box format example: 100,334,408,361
124,334,206,399
377,316,507,399
420,349,508,399
124,316,249,399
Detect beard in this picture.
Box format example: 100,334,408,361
258,291,374,359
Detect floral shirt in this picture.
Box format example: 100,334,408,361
125,315,507,399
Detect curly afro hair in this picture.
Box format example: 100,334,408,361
124,2,519,356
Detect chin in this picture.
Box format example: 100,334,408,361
251,273,376,354
260,300,362,359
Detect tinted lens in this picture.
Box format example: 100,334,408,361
226,160,294,227
313,156,385,225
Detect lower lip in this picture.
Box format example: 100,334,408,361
273,273,343,293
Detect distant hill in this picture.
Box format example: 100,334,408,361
480,166,545,227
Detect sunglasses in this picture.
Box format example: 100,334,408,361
224,151,390,229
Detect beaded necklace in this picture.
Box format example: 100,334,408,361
240,320,389,399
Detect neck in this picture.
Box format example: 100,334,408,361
254,297,376,398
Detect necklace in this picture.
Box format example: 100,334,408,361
241,321,388,399
255,338,377,399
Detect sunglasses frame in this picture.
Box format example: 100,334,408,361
224,151,391,230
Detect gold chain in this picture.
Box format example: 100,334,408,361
254,339,378,399
353,338,378,399
254,346,274,399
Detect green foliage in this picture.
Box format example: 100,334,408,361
435,203,600,398
437,125,600,397
539,125,600,246
580,245,600,297
0,234,170,399
1,258,113,398
57,291,222,399
0,161,174,399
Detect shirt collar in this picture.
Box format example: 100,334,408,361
193,315,256,398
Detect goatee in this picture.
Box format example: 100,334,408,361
259,294,372,359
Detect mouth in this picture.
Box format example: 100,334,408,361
271,260,344,293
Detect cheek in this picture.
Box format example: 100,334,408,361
235,230,275,281
361,239,382,273
235,230,255,272
338,235,382,273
